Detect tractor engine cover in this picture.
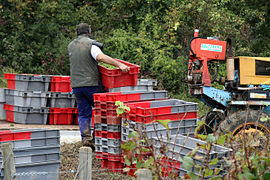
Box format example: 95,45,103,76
190,38,227,61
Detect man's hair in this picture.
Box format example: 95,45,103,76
76,23,91,36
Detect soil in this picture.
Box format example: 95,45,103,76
60,142,134,180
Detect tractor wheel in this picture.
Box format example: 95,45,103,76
218,110,270,136
218,110,270,151
197,111,225,135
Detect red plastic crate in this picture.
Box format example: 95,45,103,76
107,160,123,173
160,157,181,178
0,131,11,134
98,59,140,89
108,154,122,161
4,73,16,89
74,109,95,127
94,115,121,125
93,92,121,102
102,152,109,159
127,111,198,124
101,131,107,138
93,108,107,116
49,108,77,125
95,152,103,159
127,101,174,115
160,157,181,170
50,76,72,92
3,104,14,122
101,159,109,169
107,131,121,139
0,131,31,142
97,131,121,139
95,130,101,137
123,164,136,177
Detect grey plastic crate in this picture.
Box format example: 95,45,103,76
96,145,102,152
95,137,102,146
178,167,227,180
108,146,121,154
142,119,197,131
119,90,167,100
0,89,5,103
152,134,232,162
148,99,198,113
121,119,197,139
49,92,75,108
0,136,60,149
12,106,49,124
14,74,51,91
107,79,157,92
108,85,154,92
100,138,121,147
1,152,60,165
95,123,121,132
152,135,231,179
145,126,196,138
0,145,60,158
101,138,108,146
137,79,157,86
121,126,133,136
107,124,121,132
139,91,168,101
5,89,50,108
0,103,5,120
1,160,60,180
121,134,129,142
10,129,60,139
4,89,14,105
95,123,102,131
107,139,121,147
121,126,195,141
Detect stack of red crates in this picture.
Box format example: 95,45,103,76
93,90,168,173
93,59,141,173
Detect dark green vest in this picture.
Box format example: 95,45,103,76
68,34,100,88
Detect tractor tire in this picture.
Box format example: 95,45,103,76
218,109,270,136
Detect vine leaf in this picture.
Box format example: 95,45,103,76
155,119,171,129
260,115,269,122
182,156,194,170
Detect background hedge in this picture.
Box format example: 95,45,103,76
0,0,269,98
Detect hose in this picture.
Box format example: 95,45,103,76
188,36,207,66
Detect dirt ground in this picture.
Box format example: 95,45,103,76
60,142,134,180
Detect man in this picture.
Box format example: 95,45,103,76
68,23,129,150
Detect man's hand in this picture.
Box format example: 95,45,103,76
96,53,130,72
119,63,129,73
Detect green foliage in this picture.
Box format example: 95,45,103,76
1,0,269,94
154,120,171,129
115,101,130,117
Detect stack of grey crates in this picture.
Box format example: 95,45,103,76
0,129,61,180
152,135,232,179
95,124,122,154
3,74,76,124
0,89,6,120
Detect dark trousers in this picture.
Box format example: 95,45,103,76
73,86,101,141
